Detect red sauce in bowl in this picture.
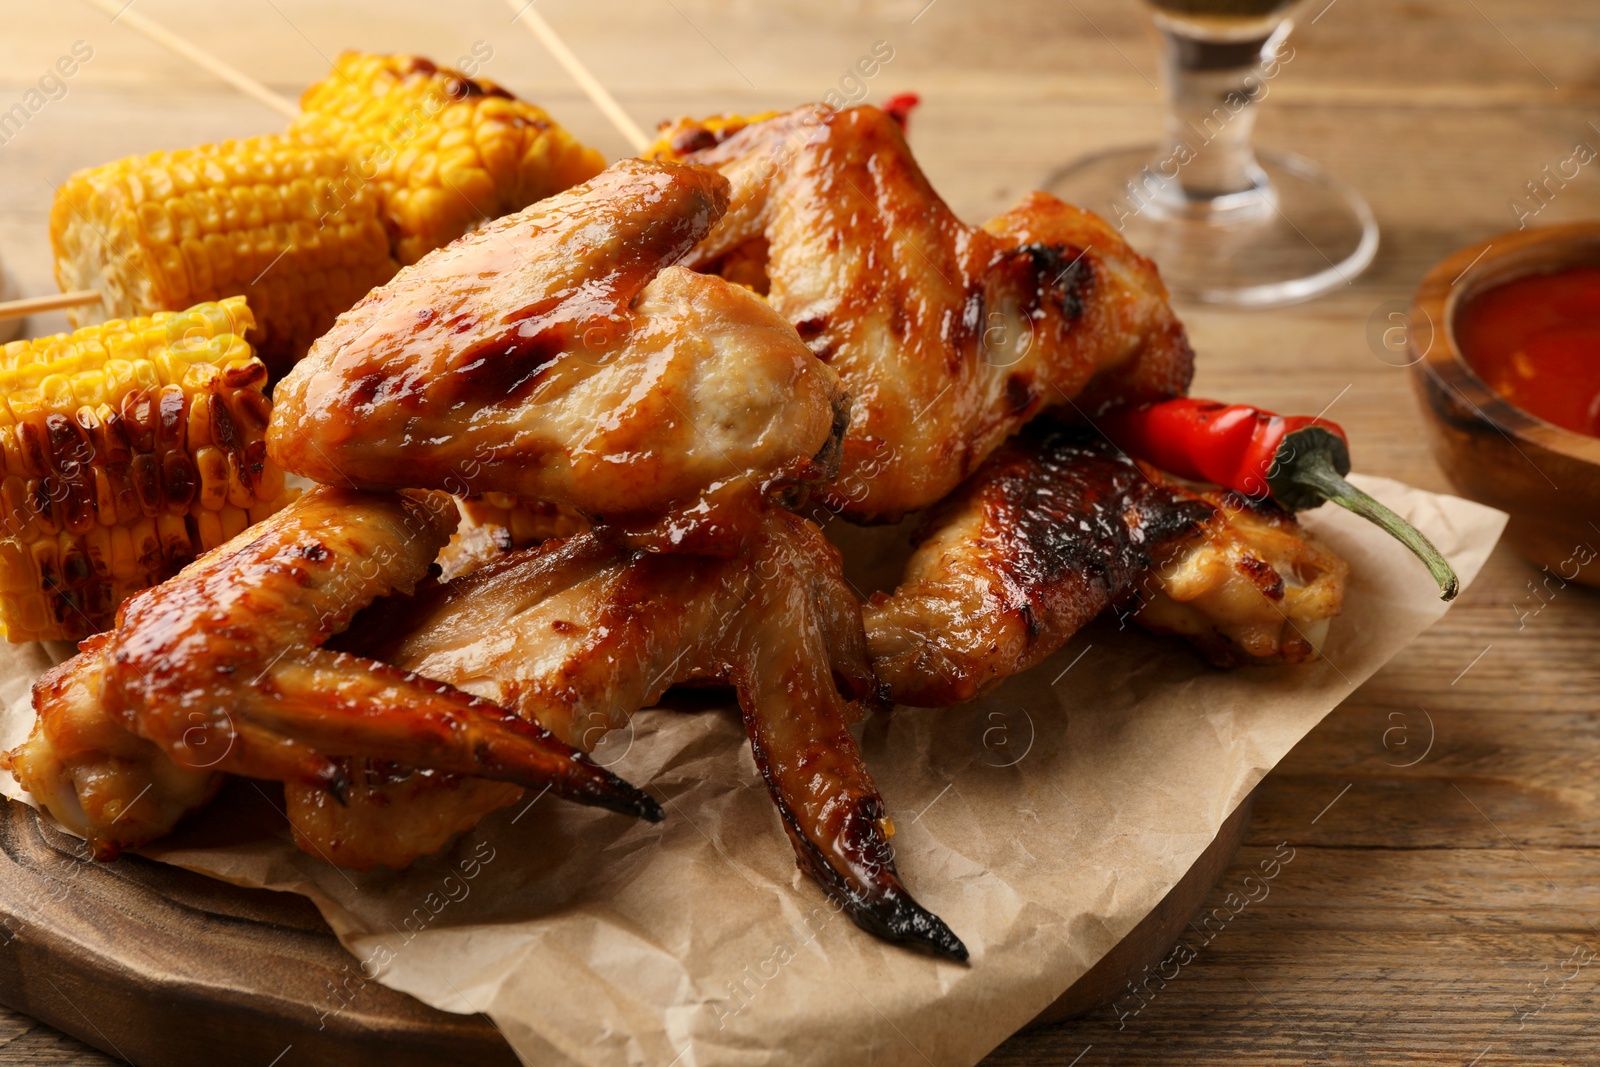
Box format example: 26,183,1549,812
1456,265,1600,437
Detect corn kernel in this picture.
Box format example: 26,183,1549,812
0,540,31,593
0,300,285,641
109,525,136,580
194,446,229,511
219,504,249,542
291,52,604,265
194,508,223,550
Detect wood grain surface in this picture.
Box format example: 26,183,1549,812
0,785,521,1067
0,0,1596,1064
0,773,1252,1066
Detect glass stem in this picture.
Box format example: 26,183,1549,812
1152,19,1292,212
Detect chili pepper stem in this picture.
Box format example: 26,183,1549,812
1291,458,1459,601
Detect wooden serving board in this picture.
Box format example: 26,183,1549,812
0,787,1253,1065
0,797,518,1067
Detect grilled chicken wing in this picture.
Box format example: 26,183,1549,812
286,761,523,871
1136,492,1348,665
8,487,661,859
864,430,1211,707
864,428,1347,707
3,635,223,859
665,105,1193,521
269,158,847,555
317,510,967,960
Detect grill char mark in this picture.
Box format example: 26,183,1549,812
876,425,1216,707
984,428,1212,626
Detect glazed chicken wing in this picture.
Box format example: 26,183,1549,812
664,105,1193,521
7,487,661,858
269,158,847,555
286,761,523,871
1135,491,1348,666
864,428,1347,707
3,635,223,859
318,510,967,960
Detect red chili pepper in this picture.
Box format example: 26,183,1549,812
1102,398,1459,601
882,93,920,133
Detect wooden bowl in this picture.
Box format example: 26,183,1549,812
1409,221,1600,586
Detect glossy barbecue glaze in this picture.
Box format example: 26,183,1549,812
865,430,1214,707
865,428,1350,705
268,158,848,555
3,634,223,859
285,761,523,871
676,105,1194,521
1137,491,1348,666
327,509,967,959
6,487,662,860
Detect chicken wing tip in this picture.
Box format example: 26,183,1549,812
788,812,970,960
577,766,665,824
847,887,970,963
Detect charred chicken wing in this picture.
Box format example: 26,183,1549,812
664,104,1194,521
269,158,848,555
317,509,967,959
7,487,661,858
864,428,1347,707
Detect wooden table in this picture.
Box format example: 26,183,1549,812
1,0,1597,1062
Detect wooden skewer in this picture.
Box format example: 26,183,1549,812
0,290,102,323
0,0,301,324
81,0,300,120
505,0,650,153
3,1,639,324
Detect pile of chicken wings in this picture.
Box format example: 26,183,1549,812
7,105,1347,959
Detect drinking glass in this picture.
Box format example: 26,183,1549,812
1045,0,1377,307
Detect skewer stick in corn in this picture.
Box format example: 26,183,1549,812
80,0,300,119
0,296,290,643
0,290,103,322
0,0,301,324
504,0,650,153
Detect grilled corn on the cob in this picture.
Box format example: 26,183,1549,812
0,297,288,642
643,112,780,162
293,52,606,264
50,136,399,379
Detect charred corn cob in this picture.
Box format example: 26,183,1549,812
292,52,606,265
0,297,289,642
50,136,399,380
643,112,780,162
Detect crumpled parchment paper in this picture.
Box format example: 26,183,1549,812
0,475,1506,1067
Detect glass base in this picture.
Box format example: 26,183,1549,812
1043,146,1379,308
